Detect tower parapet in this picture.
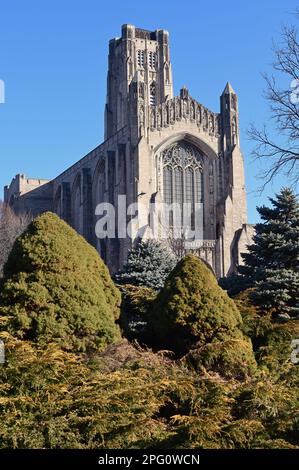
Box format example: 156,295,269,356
4,174,52,216
148,90,220,137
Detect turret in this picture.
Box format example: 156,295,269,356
220,82,239,152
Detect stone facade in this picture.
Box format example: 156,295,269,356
4,24,253,277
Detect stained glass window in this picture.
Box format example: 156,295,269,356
161,141,204,232
163,165,172,204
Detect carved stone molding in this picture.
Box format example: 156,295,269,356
161,141,204,170
149,96,220,138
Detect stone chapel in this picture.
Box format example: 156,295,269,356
4,24,254,277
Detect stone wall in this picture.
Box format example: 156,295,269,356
4,174,53,216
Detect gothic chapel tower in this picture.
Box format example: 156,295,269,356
103,24,250,276
105,24,173,139
4,24,252,277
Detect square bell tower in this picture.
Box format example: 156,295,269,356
104,24,173,139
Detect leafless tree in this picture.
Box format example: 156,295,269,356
159,221,201,260
249,14,299,187
164,227,190,259
0,202,32,275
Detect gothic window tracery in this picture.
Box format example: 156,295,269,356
163,166,172,205
160,141,204,231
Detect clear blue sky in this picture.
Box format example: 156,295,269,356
0,0,298,222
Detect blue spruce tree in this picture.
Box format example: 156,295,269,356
114,239,177,290
242,188,299,319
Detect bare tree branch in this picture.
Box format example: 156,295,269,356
0,202,32,276
249,14,299,187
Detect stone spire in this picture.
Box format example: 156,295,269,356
220,81,239,150
222,81,236,95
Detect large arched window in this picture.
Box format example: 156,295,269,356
54,186,62,218
161,141,204,233
93,159,106,260
72,174,83,235
93,159,105,207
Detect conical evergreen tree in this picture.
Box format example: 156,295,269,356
242,188,299,318
0,212,121,352
150,254,241,349
114,239,177,290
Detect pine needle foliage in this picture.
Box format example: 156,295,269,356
0,218,298,449
0,333,293,449
118,284,156,342
0,212,121,352
114,240,177,290
150,255,243,353
242,188,299,318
